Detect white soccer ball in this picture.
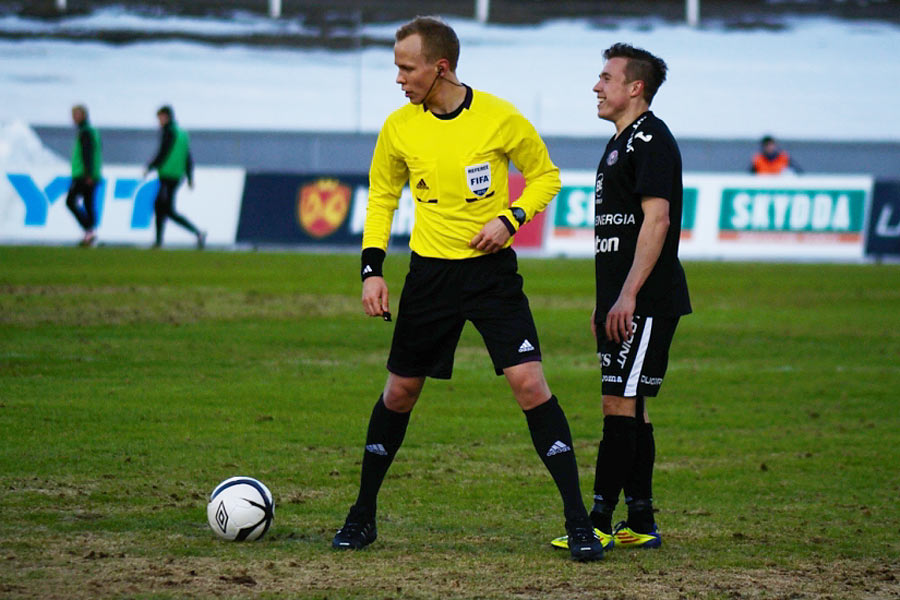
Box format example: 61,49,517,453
206,476,274,541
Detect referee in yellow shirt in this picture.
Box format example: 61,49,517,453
332,16,603,562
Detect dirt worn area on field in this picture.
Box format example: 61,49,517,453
3,539,898,600
0,284,360,326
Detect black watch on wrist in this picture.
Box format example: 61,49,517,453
510,207,526,226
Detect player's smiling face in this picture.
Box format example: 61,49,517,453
593,57,634,122
394,34,437,105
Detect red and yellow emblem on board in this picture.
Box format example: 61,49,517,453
297,178,351,239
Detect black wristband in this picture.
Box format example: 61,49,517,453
361,247,386,280
498,215,517,236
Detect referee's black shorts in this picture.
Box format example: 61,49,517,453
387,248,542,379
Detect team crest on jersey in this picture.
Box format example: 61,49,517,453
297,178,351,239
465,162,491,197
606,150,619,166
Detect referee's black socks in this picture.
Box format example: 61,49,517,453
523,395,589,524
353,395,411,516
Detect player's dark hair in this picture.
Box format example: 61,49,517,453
396,16,460,72
603,43,668,104
761,135,775,145
157,105,174,119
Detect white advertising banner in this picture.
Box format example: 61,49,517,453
0,165,245,246
546,171,872,261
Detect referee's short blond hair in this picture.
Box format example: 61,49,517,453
395,16,460,72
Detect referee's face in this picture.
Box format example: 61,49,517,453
594,57,633,123
394,33,438,106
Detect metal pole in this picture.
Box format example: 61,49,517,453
476,0,490,24
269,0,282,19
355,11,363,132
56,0,66,11
686,0,700,28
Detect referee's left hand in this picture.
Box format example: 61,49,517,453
470,217,511,253
362,276,390,318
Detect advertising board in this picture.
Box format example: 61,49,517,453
546,171,872,261
236,172,544,251
864,180,900,259
0,166,245,246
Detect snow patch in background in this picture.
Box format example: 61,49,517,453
0,12,898,140
0,120,66,168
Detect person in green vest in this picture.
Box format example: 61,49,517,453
66,104,102,247
145,105,206,249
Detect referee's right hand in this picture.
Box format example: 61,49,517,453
362,276,390,318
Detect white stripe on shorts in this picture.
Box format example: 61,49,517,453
624,316,653,397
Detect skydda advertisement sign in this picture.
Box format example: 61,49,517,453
713,175,870,260
546,171,872,261
719,188,864,241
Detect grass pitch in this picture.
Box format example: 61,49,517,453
1,246,899,599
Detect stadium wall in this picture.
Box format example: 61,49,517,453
3,166,898,261
32,127,900,178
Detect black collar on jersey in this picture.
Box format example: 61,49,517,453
425,85,473,120
616,110,653,138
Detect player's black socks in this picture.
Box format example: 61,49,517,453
624,422,655,508
354,395,411,515
593,415,638,523
626,498,656,534
590,497,615,534
523,395,589,524
624,421,657,533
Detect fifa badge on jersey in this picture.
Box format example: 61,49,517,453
465,162,491,197
606,150,619,166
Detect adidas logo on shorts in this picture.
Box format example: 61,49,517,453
518,339,535,353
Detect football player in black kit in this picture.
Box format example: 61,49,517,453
552,43,691,553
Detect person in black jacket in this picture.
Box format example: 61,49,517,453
66,105,102,246
144,106,205,249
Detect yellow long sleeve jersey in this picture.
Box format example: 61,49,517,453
363,87,561,259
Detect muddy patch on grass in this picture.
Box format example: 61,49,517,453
0,284,359,326
3,537,897,600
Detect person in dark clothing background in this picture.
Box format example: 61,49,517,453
145,105,206,249
67,104,102,247
750,135,803,175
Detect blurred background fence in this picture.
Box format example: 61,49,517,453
8,0,900,25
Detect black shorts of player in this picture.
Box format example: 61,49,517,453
387,248,542,379
596,314,680,397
